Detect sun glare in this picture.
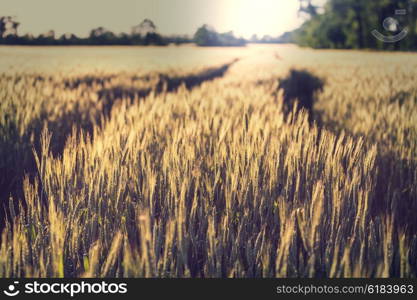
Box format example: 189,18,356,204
0,0,303,38
222,0,302,38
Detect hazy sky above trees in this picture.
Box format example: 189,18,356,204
0,0,319,38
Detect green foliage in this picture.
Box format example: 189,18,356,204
194,25,246,47
295,0,417,50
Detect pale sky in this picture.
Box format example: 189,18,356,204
0,0,322,38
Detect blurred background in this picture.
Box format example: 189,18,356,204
0,0,415,50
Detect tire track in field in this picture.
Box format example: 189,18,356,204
0,59,239,228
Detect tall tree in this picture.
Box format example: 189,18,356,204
0,16,19,38
298,0,319,17
132,19,157,36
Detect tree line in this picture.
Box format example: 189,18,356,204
194,25,246,46
0,17,248,47
5,2,415,51
294,0,417,50
0,18,192,46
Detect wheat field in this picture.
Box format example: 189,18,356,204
0,44,416,278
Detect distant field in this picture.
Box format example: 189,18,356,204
0,45,416,277
0,44,251,74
